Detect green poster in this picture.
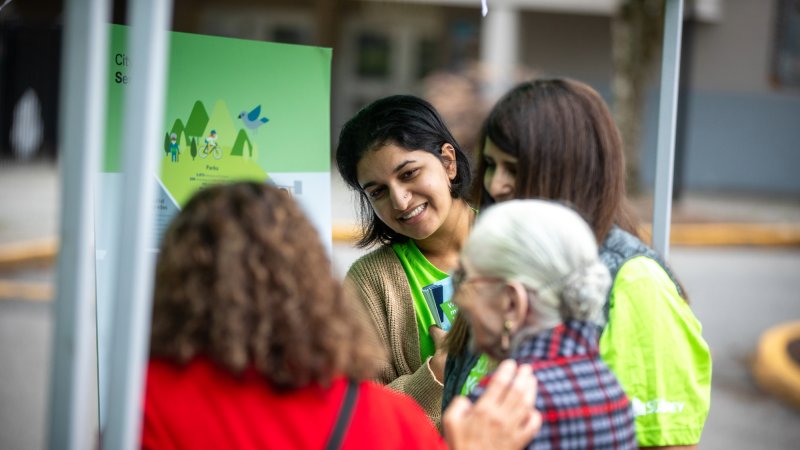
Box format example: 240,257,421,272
96,25,332,424
103,24,331,243
106,24,331,174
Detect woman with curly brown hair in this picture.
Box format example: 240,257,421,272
141,181,541,450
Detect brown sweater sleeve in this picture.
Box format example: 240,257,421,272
346,246,443,428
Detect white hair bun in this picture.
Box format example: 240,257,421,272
559,261,611,323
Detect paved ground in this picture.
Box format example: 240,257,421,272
669,248,800,449
1,161,799,449
0,162,59,245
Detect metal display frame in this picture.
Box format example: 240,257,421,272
47,0,684,447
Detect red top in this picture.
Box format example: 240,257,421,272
141,357,447,450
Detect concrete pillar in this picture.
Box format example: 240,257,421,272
479,2,519,102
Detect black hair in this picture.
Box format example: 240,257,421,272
336,95,472,247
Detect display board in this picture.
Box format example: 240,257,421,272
95,24,332,423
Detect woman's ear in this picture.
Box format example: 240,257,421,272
440,143,457,180
503,281,530,333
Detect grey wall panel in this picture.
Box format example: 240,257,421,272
641,89,800,194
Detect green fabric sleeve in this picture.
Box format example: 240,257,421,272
599,256,712,447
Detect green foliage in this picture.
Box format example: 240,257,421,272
171,119,186,146
205,100,237,153
230,129,252,157
163,132,170,156
190,137,197,160
184,101,209,137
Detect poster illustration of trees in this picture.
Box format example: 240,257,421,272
102,24,331,243
95,25,332,424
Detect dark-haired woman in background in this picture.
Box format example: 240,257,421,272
443,78,712,449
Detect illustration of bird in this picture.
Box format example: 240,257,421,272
238,105,269,131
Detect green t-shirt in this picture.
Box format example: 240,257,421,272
391,240,449,363
599,256,712,447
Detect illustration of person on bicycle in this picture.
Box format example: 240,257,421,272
201,129,223,160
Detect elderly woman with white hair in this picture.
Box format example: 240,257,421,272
451,199,637,450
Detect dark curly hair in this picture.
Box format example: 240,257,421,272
336,95,473,248
150,181,382,390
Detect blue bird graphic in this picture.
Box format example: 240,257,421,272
238,105,269,131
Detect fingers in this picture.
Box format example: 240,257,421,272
504,404,542,450
502,364,536,426
444,360,541,450
429,325,447,349
476,359,517,406
522,409,543,444
509,394,542,450
520,364,537,409
442,397,470,450
443,396,470,428
476,361,538,431
509,363,535,404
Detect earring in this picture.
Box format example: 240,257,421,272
501,320,513,352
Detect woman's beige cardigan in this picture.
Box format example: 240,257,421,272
345,245,443,427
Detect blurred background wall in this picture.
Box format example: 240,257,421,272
0,1,798,449
2,0,799,196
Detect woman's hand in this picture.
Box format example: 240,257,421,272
429,325,448,383
443,360,541,450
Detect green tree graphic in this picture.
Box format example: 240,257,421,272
163,132,170,156
170,118,186,146
230,129,253,157
190,137,197,160
184,101,209,142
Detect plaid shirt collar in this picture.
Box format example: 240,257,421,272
510,320,600,364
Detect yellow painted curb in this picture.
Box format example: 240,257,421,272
638,223,800,247
752,321,800,410
0,222,798,272
332,224,361,244
334,223,800,246
0,237,58,271
0,280,53,302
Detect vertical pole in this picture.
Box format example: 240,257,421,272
651,0,684,259
47,0,110,448
673,4,695,202
480,3,518,102
101,1,173,449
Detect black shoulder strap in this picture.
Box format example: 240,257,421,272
324,379,360,450
599,227,686,323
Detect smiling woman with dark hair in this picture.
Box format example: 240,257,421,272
336,95,476,427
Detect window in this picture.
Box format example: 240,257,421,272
271,26,311,45
356,32,391,79
772,0,800,88
417,38,439,79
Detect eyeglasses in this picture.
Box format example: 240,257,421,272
450,266,505,292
